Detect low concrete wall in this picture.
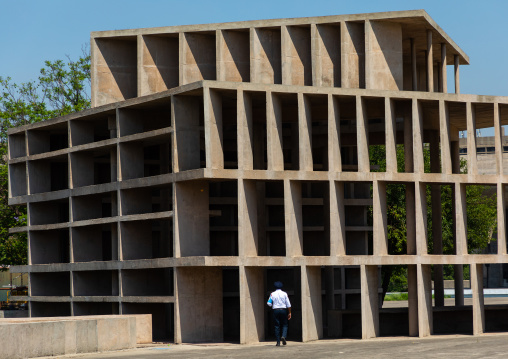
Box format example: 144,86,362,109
0,314,152,359
0,310,28,318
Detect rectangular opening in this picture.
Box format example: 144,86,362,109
474,103,495,175
465,184,497,255
305,94,328,171
447,101,466,174
121,219,172,260
385,183,410,255
210,89,238,169
121,184,172,215
31,302,71,317
29,198,69,225
420,100,443,174
94,37,137,106
122,303,173,342
482,262,508,333
274,93,298,170
118,100,172,137
28,156,69,194
27,122,68,155
122,268,173,296
9,163,27,197
342,22,365,89
315,24,341,87
222,267,240,342
119,135,172,180
140,34,179,95
365,97,386,173
344,181,373,255
379,265,410,337
181,32,216,84
73,270,119,296
8,132,26,159
426,183,454,255
71,146,116,188
337,96,358,172
31,272,70,296
70,111,115,146
219,30,250,82
72,191,117,222
392,99,413,173
250,91,268,170
30,229,70,264
73,302,119,316
284,25,312,86
252,27,282,84
210,181,238,256
301,181,330,256
72,224,118,262
500,105,508,175
262,181,286,256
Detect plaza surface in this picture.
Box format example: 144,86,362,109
37,334,508,359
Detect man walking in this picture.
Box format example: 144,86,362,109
267,281,291,346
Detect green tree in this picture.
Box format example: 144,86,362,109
0,53,91,268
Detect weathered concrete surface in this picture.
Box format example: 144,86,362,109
0,315,151,359
36,334,508,359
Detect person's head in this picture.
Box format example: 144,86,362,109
274,281,283,289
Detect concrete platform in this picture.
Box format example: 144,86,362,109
37,334,508,359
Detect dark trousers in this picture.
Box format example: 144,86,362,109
273,308,288,342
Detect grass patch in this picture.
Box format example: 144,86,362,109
384,293,453,301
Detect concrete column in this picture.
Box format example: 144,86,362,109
439,100,452,174
238,180,258,257
174,181,209,257
471,263,485,335
454,55,460,94
267,92,284,171
204,87,224,169
498,183,507,255
440,44,447,93
385,97,397,173
298,93,313,171
417,264,433,337
494,103,503,175
454,264,465,306
426,30,433,92
240,266,264,344
466,102,478,175
415,182,428,255
411,38,417,91
328,95,341,172
455,183,468,255
285,180,303,257
238,90,254,170
174,267,223,343
373,181,388,255
301,266,323,342
408,265,418,336
406,184,416,255
356,95,370,172
330,181,346,256
172,95,201,172
360,265,379,339
412,99,425,173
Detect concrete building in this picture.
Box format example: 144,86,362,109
7,10,508,342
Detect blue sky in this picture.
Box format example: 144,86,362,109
1,0,507,96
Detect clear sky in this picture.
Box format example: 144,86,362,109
1,0,507,96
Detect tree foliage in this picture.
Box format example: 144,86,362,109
0,53,90,268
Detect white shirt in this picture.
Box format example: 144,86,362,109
267,289,291,309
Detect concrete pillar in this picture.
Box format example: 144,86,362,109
238,90,254,170
298,93,313,171
240,266,264,344
328,94,341,172
494,103,503,175
373,181,388,255
385,97,397,173
204,87,224,169
440,44,447,93
330,181,346,256
172,95,201,172
174,267,223,343
406,184,416,255
454,55,460,94
360,265,379,339
417,264,433,337
238,180,258,257
408,265,418,336
471,263,485,335
439,100,452,174
174,181,209,257
356,95,370,172
301,266,323,342
412,99,425,173
426,30,433,92
454,264,465,306
498,183,507,255
455,183,468,256
285,180,303,257
415,182,428,255
267,92,284,171
466,102,478,175
411,38,417,91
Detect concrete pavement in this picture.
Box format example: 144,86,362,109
40,334,508,359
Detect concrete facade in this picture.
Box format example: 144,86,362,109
7,10,508,343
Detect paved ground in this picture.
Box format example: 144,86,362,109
43,334,508,359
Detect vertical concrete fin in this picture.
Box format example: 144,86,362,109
204,87,224,169
494,103,503,175
440,100,452,174
415,182,428,255
298,93,313,171
240,266,264,344
417,264,433,337
373,181,388,255
426,30,433,92
455,182,468,256
238,90,254,170
301,266,323,342
267,92,284,171
360,265,379,339
285,180,303,257
441,44,447,93
385,97,397,173
238,179,258,257
466,102,478,175
330,181,346,256
471,263,485,336
356,95,370,173
412,99,425,173
328,95,341,172
498,183,507,255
